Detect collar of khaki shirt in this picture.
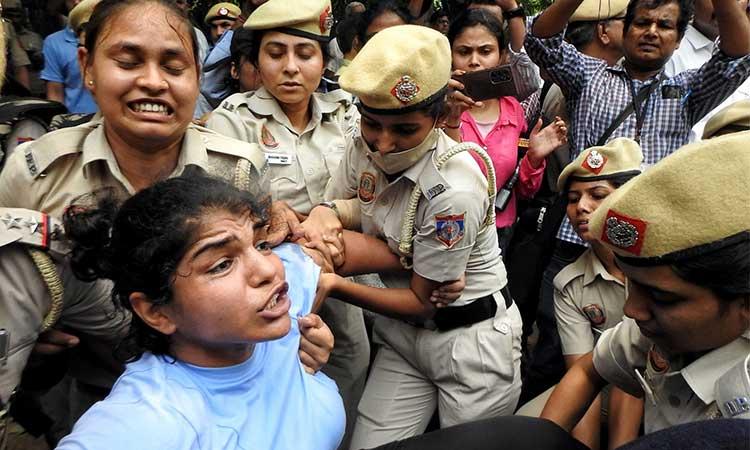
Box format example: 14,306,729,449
679,329,750,405
81,119,211,194
582,248,625,287
246,86,341,135
389,130,454,198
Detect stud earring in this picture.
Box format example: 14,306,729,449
87,80,94,86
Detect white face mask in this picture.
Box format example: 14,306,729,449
366,128,440,175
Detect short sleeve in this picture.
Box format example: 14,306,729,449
554,284,596,355
40,35,64,83
324,138,360,201
412,187,487,282
592,318,651,397
58,270,130,341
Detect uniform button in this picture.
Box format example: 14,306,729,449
306,168,314,175
498,323,510,334
668,395,681,408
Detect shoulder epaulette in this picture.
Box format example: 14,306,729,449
219,92,250,113
0,207,67,255
554,259,585,290
20,122,97,177
192,125,267,174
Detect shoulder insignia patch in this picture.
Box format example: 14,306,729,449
221,101,236,112
358,171,377,203
261,125,279,148
582,303,606,326
435,213,465,248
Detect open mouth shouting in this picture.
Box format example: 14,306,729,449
258,281,291,320
128,99,174,117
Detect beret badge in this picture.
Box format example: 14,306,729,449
391,75,420,104
218,7,229,16
319,6,334,33
582,150,607,174
602,210,648,255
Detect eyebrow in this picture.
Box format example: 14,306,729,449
189,235,237,262
264,41,317,49
110,42,188,57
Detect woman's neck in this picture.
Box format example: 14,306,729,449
172,341,256,368
469,98,500,123
105,126,183,193
280,97,312,134
591,240,626,283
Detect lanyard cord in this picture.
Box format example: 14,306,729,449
627,73,665,143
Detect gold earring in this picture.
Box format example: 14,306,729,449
88,80,94,86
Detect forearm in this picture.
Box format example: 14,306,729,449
531,0,584,37
15,66,30,89
332,198,361,230
46,81,65,103
715,0,750,56
329,276,435,321
508,16,526,52
607,387,644,449
541,352,606,431
571,394,602,450
337,231,405,277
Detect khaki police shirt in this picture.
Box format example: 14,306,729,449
554,248,626,355
0,118,267,216
325,130,507,305
0,208,128,405
205,86,358,214
593,317,750,433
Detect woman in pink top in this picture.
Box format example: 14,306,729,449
443,8,567,253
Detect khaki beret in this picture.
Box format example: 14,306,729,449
558,137,643,191
68,0,100,34
340,25,451,114
245,0,333,41
204,2,241,25
702,100,750,139
589,131,750,263
570,0,628,22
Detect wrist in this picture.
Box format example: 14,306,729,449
503,4,526,21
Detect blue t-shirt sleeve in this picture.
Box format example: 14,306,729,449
56,402,197,450
273,243,321,317
40,34,65,83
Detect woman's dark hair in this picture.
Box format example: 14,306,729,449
623,0,694,38
563,171,640,193
230,27,255,68
63,174,269,362
357,1,412,46
83,0,200,70
248,29,330,67
447,8,506,51
670,233,750,302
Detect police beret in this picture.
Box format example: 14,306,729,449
204,2,241,24
557,137,643,191
340,25,451,114
570,0,628,22
68,0,100,34
589,132,750,264
702,100,750,139
244,0,333,41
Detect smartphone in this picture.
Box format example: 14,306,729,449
457,65,519,102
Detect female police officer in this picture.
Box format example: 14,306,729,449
203,1,368,444
304,24,524,449
0,0,334,430
540,130,750,434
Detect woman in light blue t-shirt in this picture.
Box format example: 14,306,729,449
55,175,346,450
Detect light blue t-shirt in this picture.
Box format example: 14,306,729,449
56,244,344,450
40,27,98,114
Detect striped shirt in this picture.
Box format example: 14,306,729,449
525,26,750,244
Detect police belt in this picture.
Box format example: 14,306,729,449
413,285,513,332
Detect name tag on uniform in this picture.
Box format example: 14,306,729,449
265,153,293,166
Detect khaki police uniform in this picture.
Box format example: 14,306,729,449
328,127,523,450
0,118,267,431
0,208,129,448
594,319,750,432
554,248,625,355
207,2,366,447
586,131,750,433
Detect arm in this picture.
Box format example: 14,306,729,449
607,387,644,449
407,0,426,21
496,0,526,52
715,0,750,57
14,65,31,90
531,0,585,38
565,354,604,450
46,81,65,103
318,270,437,321
336,230,404,277
540,352,607,431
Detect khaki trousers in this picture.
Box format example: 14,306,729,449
349,296,523,450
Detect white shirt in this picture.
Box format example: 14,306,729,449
665,25,750,140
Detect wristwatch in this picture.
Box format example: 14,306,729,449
503,5,526,21
317,201,339,217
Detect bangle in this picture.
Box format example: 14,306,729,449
443,122,461,129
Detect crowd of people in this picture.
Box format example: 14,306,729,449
0,0,748,449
